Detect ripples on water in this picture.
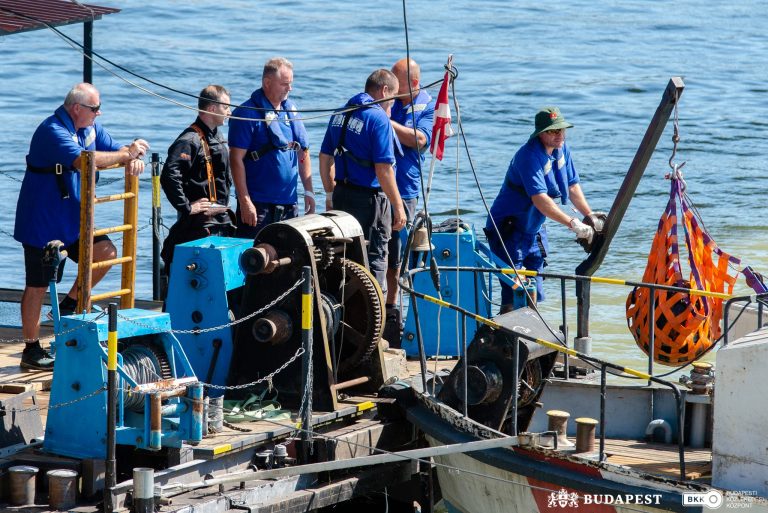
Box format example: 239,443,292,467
1,0,766,372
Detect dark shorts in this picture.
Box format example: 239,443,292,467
388,197,418,269
487,227,548,304
23,234,111,287
333,183,391,293
236,202,298,240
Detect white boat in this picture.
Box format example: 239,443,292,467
386,76,768,513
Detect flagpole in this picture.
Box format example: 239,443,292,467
426,54,454,209
424,126,441,209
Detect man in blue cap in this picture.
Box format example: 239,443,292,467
485,106,594,311
319,69,406,293
229,57,315,239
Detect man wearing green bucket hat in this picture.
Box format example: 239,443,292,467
485,106,595,311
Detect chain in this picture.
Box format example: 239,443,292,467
204,346,305,391
0,312,103,345
294,338,313,441
5,385,106,414
117,277,304,335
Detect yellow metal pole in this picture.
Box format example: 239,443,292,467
120,167,138,309
105,303,118,512
77,150,96,314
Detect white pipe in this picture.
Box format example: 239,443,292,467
689,403,707,448
645,418,672,444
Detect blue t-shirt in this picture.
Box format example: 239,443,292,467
228,88,309,204
390,89,434,200
320,93,395,188
487,138,580,235
14,106,122,248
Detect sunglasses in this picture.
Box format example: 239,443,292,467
544,128,565,135
78,103,101,113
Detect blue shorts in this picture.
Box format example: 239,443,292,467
488,227,548,304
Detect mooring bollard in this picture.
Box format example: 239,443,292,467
575,417,599,453
47,469,78,510
546,409,574,448
133,467,155,513
9,465,38,506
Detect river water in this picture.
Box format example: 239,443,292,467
1,0,767,373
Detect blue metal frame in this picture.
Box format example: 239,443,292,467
44,308,202,459
165,236,253,397
401,227,530,357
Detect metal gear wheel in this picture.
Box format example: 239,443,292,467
321,258,384,376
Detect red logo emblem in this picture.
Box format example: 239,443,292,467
550,112,558,120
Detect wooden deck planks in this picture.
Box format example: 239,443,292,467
604,438,711,480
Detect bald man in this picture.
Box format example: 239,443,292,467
384,58,434,346
14,82,148,369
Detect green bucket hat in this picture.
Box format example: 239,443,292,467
530,106,574,139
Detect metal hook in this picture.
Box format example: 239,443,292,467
667,89,686,178
444,54,458,80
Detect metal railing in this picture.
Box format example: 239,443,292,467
401,263,768,482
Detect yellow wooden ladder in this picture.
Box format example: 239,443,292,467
75,150,138,313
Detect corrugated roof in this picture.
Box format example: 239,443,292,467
0,0,119,35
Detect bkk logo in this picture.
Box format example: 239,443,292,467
547,489,662,508
682,490,723,509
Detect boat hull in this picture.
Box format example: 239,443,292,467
428,436,666,513
406,392,766,513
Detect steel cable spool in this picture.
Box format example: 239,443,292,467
120,343,172,411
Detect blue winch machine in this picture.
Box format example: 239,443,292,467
164,236,254,398
163,212,381,414
400,222,536,357
44,308,203,459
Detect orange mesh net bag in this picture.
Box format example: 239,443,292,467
626,178,740,365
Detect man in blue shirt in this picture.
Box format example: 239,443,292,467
385,58,434,345
486,107,594,311
319,69,406,293
14,83,149,369
229,57,315,239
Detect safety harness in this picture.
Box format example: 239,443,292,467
189,124,217,202
26,158,69,199
245,140,300,162
243,100,304,162
334,110,374,171
625,177,739,365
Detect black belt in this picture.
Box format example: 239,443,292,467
335,179,382,194
26,162,70,199
245,141,300,161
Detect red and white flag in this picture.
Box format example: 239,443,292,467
430,70,454,161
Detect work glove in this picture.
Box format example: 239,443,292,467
569,217,594,245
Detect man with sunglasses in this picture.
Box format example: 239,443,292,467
485,107,595,312
13,82,149,370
